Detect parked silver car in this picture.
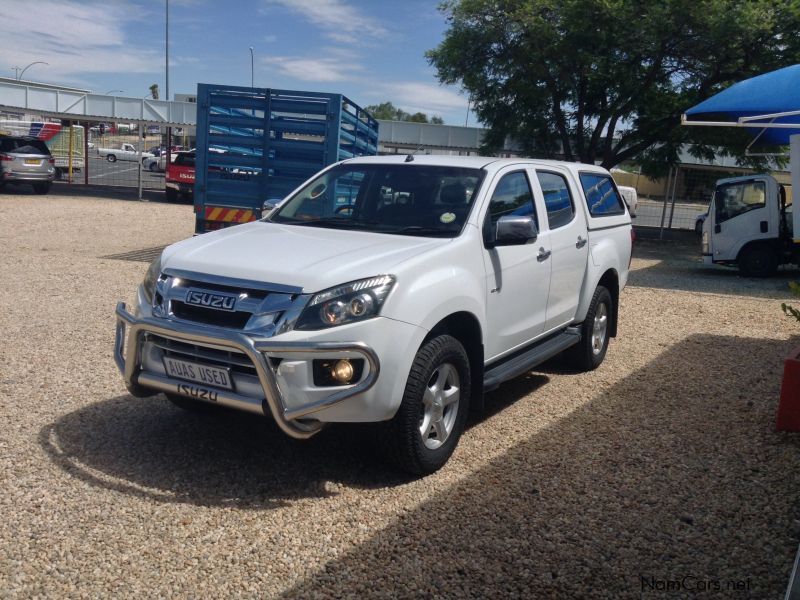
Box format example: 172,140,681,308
0,136,56,194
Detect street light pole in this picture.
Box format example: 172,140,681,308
165,0,170,102
13,61,49,81
249,47,254,87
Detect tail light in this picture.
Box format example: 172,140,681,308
48,157,55,165
0,153,12,162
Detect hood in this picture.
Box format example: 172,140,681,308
162,221,447,292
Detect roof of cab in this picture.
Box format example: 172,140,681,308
341,154,610,176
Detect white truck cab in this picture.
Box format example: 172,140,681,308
115,155,632,475
702,174,796,276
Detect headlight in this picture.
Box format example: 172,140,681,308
296,275,396,330
142,256,162,305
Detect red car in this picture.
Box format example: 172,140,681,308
165,151,195,203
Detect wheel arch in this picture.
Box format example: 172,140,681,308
597,269,620,338
425,311,485,413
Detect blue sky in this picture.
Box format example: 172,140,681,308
0,0,475,125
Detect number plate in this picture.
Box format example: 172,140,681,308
24,159,41,165
162,356,233,390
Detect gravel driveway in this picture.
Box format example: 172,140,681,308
1,187,799,598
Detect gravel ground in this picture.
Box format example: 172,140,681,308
1,187,799,598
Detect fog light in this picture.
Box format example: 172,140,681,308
332,359,354,383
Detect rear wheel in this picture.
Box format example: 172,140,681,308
33,182,51,195
739,245,778,277
106,154,117,163
379,334,470,476
565,285,612,371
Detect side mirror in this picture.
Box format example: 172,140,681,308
491,215,538,247
262,200,276,213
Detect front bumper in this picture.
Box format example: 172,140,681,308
166,181,193,195
114,301,381,439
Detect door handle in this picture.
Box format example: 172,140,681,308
537,248,551,262
576,236,587,248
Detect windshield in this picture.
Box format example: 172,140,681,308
269,164,484,237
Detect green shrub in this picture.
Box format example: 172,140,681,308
782,282,800,323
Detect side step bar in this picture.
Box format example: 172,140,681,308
483,327,581,392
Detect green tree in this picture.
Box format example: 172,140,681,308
365,101,445,125
427,0,800,173
149,84,159,100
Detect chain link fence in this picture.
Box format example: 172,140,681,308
613,164,792,234
0,114,194,195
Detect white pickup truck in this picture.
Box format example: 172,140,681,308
96,143,153,163
115,155,632,474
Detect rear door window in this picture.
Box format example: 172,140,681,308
536,171,574,229
579,173,625,217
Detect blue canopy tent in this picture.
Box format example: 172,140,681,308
682,64,800,243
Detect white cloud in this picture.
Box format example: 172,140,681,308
370,82,468,117
0,0,159,79
262,55,363,83
262,0,387,43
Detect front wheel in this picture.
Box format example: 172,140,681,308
565,285,612,371
379,334,471,476
165,188,178,203
106,154,117,163
738,245,778,278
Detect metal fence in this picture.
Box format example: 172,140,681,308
0,115,195,195
613,164,792,233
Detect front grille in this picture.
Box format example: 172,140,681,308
163,275,291,330
147,333,257,376
171,302,252,328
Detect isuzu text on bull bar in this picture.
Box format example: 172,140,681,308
115,155,632,474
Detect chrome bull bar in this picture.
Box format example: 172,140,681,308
114,302,380,439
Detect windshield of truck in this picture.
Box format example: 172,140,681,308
172,152,195,167
714,180,766,223
269,164,484,237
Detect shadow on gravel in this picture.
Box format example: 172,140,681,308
0,181,168,202
280,334,800,598
40,376,551,510
39,395,416,509
629,238,798,298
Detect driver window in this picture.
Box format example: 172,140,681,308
486,171,538,229
715,181,766,223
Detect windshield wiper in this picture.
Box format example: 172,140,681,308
385,226,455,236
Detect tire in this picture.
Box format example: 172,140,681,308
106,154,117,163
164,393,219,413
738,245,778,278
379,334,471,476
565,285,612,371
695,219,703,235
33,182,51,195
165,188,178,203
